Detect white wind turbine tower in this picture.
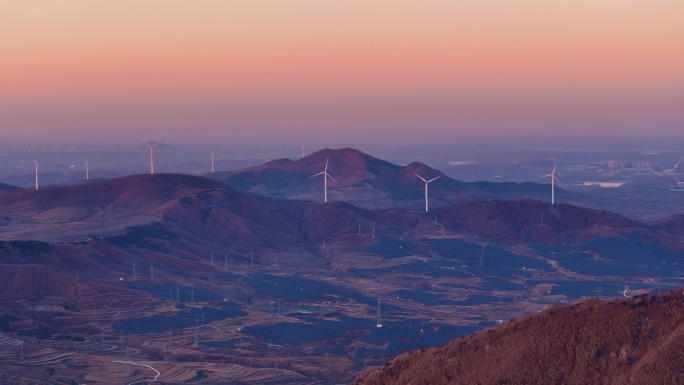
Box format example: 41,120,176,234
311,156,336,203
301,144,306,158
414,173,441,212
376,299,382,328
32,159,42,190
138,138,166,174
211,151,215,173
538,161,561,204
84,157,89,180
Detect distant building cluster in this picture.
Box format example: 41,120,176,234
606,161,652,170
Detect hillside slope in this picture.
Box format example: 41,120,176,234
354,291,684,385
436,200,643,244
215,147,400,193
0,173,230,241
650,214,684,236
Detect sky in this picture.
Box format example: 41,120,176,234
1,1,683,145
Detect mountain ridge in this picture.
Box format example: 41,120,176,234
210,147,561,207
0,172,670,248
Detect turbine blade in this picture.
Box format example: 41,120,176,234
324,156,329,172
413,173,427,183
138,140,152,148
552,162,557,174
327,173,337,183
554,176,563,186
151,138,167,148
428,175,442,183
537,174,552,179
311,172,325,178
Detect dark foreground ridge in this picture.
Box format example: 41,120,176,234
353,290,684,385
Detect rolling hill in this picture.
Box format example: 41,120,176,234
0,173,228,241
0,172,646,250
435,199,644,244
649,214,684,236
0,172,401,248
210,148,559,207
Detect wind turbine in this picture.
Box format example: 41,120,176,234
84,157,89,180
301,144,306,158
538,162,562,204
311,156,336,202
376,299,382,328
138,138,166,174
414,173,441,212
32,159,42,190
211,151,215,173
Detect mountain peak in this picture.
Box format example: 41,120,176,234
403,162,443,178
300,147,375,166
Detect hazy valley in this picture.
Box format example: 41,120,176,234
1,148,684,384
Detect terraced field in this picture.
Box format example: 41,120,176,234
3,219,682,384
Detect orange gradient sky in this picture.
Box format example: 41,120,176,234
1,0,683,143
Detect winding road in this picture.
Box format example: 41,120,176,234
113,360,161,384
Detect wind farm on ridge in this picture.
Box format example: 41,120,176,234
2,141,684,384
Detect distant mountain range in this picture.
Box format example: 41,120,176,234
0,173,673,318
0,172,654,248
0,170,122,189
